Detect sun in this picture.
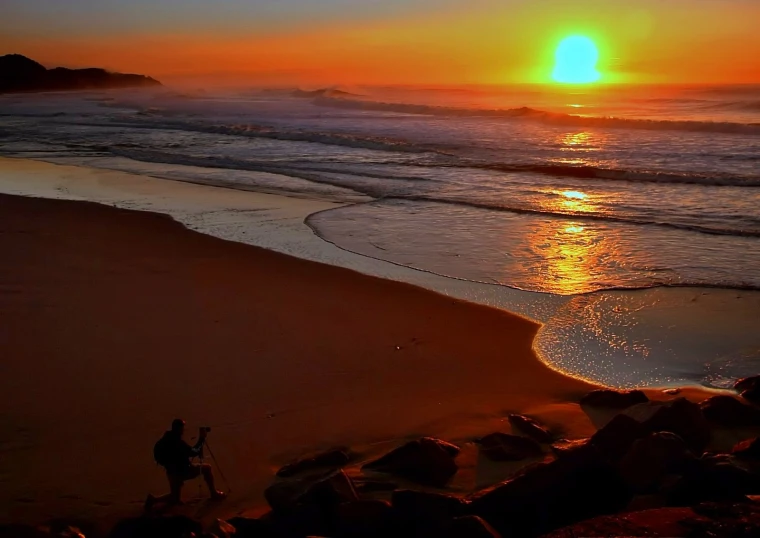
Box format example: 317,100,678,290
552,36,601,84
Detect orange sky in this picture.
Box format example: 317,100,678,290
2,0,759,85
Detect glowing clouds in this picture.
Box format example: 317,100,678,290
552,36,601,84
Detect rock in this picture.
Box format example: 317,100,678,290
209,520,236,538
226,517,280,538
476,432,543,461
335,500,394,538
445,516,502,538
734,437,760,460
109,516,202,538
664,388,681,396
618,432,693,493
700,395,760,427
580,389,648,409
469,456,631,536
507,414,553,443
664,455,760,506
265,478,310,513
543,507,700,537
277,448,350,478
742,386,760,406
264,469,358,513
589,414,649,461
622,398,711,452
392,490,469,537
735,376,760,394
363,438,459,487
298,470,359,509
551,438,601,466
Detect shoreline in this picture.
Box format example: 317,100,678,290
0,157,736,528
2,156,758,391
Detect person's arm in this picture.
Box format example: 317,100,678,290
186,429,207,456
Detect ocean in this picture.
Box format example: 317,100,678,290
1,83,758,388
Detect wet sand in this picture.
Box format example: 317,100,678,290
0,191,604,526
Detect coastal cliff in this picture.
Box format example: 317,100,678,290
0,54,161,93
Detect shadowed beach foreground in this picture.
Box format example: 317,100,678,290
0,192,598,526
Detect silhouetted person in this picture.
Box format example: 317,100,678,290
145,419,225,510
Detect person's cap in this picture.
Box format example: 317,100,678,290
171,418,186,431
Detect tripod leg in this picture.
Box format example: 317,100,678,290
204,441,232,493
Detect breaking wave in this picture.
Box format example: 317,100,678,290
314,96,760,135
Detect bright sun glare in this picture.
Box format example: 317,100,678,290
552,36,601,84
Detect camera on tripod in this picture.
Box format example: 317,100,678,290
200,426,212,434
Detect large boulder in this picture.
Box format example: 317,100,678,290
507,414,553,443
618,432,694,493
276,448,350,478
700,396,760,428
476,432,543,461
264,469,358,513
469,457,631,536
622,398,711,452
580,389,648,409
391,490,469,537
362,438,459,487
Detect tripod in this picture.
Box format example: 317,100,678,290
195,438,232,496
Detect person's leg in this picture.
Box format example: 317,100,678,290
144,474,183,511
199,463,226,499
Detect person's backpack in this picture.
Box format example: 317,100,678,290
153,433,171,467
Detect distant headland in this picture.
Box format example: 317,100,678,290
0,54,161,94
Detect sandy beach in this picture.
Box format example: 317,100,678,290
0,185,609,527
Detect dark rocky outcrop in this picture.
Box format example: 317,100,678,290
580,389,649,409
507,414,553,443
476,432,543,461
276,448,350,478
362,437,459,487
621,398,711,452
0,54,161,94
700,395,760,427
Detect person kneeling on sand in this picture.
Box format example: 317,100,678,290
145,418,226,510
